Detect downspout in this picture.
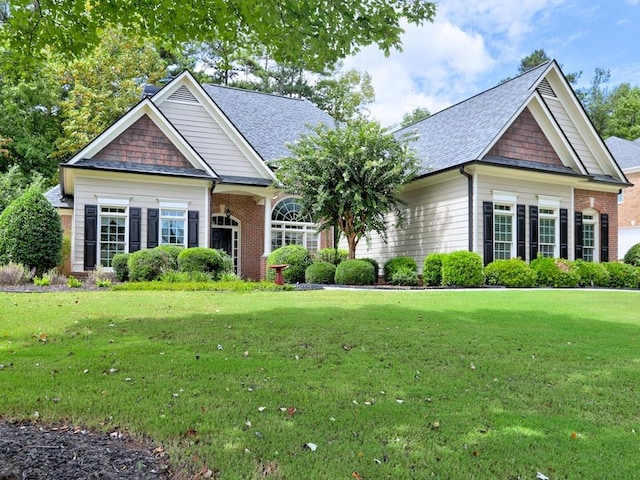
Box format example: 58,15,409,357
459,166,473,252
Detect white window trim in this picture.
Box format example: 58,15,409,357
538,207,559,258
97,197,131,206
492,190,518,204
158,200,189,210
160,207,188,247
493,202,516,260
537,195,561,208
582,209,599,262
98,204,129,269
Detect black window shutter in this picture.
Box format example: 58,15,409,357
529,206,539,260
600,213,609,262
84,204,98,270
559,208,568,259
574,212,583,261
517,204,526,260
129,207,141,253
147,208,159,248
188,210,199,248
483,201,493,265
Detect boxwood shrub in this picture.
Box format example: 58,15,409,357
335,259,375,285
441,251,483,287
305,261,336,284
383,256,417,283
423,253,446,286
112,253,131,282
484,258,537,287
529,256,580,287
178,247,223,275
315,248,348,265
602,262,638,289
361,258,380,281
266,245,312,284
570,259,610,287
623,243,640,267
128,248,171,282
155,245,184,270
390,266,419,286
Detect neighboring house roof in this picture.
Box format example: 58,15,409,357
605,136,640,170
201,84,334,163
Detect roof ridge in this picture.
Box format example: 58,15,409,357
203,83,308,103
396,60,552,133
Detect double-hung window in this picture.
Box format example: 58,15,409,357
494,204,515,260
99,203,128,268
538,207,558,258
582,212,597,262
160,208,187,246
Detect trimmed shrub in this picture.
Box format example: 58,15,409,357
571,260,610,287
441,250,483,287
383,256,417,283
602,262,639,289
529,256,580,287
217,249,236,279
112,253,131,282
155,245,183,270
266,245,312,284
390,266,419,286
0,187,63,274
484,258,537,287
423,253,446,286
0,262,35,285
361,258,380,281
315,248,348,265
335,259,375,285
305,261,336,284
178,247,223,275
128,248,171,282
623,243,640,267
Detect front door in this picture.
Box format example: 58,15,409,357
211,227,232,255
211,215,240,274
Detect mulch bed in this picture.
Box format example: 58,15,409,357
0,419,171,479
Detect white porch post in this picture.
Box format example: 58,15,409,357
263,195,272,256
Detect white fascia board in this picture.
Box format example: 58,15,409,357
151,71,276,181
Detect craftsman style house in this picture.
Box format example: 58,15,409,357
48,60,629,279
349,60,629,267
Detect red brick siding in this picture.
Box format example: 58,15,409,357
488,108,563,166
93,116,191,168
618,172,640,228
574,189,619,260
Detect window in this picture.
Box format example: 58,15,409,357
582,212,598,262
538,207,557,258
494,204,514,260
618,191,624,204
161,209,186,246
271,198,318,252
99,206,127,267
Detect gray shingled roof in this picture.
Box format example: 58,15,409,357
396,62,551,176
201,84,335,162
45,184,73,208
66,159,215,179
605,136,640,170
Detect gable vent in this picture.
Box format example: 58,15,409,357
168,85,198,103
537,78,556,98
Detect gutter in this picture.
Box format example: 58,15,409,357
459,166,473,252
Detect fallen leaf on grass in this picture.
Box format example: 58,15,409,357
303,442,318,451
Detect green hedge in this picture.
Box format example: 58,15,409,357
623,243,640,267
441,251,483,287
390,266,419,286
484,258,537,287
602,262,638,289
155,245,184,270
423,253,446,286
128,249,171,282
335,259,375,285
305,262,336,284
112,253,131,282
178,247,223,276
383,256,417,283
571,259,610,287
266,245,312,284
361,258,380,281
315,248,348,265
530,256,580,287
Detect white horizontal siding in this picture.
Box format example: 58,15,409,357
476,174,573,261
345,176,469,272
544,96,604,175
72,175,209,271
159,101,264,178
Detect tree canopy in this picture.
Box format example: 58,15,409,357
275,119,420,258
400,106,431,127
1,1,436,73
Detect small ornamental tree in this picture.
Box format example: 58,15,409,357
276,119,420,259
0,186,63,273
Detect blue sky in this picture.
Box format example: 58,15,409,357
343,0,640,127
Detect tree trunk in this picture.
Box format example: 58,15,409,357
346,234,358,259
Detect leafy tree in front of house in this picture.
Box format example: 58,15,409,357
0,187,63,273
275,119,420,259
0,164,46,214
400,106,431,127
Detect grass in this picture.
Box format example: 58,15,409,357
1,289,639,479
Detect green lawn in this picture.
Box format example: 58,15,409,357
1,289,639,479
